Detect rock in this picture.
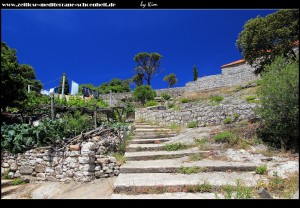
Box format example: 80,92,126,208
65,157,77,163
35,158,44,163
8,172,14,179
82,171,94,176
14,170,21,178
10,163,18,171
95,171,104,178
79,164,95,171
78,156,95,164
36,173,46,180
56,174,65,179
95,166,101,171
66,170,74,177
46,175,57,181
35,164,46,173
114,170,120,175
2,163,9,168
154,97,163,102
292,190,299,199
96,158,110,164
74,172,83,178
19,165,34,175
70,145,80,151
109,157,117,163
69,151,80,157
105,169,113,174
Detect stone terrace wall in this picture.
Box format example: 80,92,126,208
1,131,123,182
135,103,257,127
185,63,259,92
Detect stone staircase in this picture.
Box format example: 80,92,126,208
112,122,260,199
1,179,23,198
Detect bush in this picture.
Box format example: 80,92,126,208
167,103,175,109
223,118,232,124
146,100,158,107
210,95,224,103
213,131,234,143
133,85,156,105
255,165,267,175
161,93,171,100
256,56,299,151
181,98,189,103
187,121,198,128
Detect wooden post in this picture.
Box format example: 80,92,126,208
61,75,65,96
94,105,97,129
50,93,55,120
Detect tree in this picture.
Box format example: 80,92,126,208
58,73,70,95
193,65,198,81
236,9,299,74
1,42,43,111
98,78,130,94
131,73,144,87
133,85,156,105
163,73,178,88
134,52,162,85
256,56,299,151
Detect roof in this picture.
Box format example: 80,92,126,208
221,59,245,68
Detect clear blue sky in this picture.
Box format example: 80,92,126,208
2,9,277,90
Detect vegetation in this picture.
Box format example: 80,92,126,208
185,182,212,193
245,95,257,103
58,73,70,95
168,122,181,133
187,121,198,128
181,98,189,103
255,165,267,175
161,93,171,100
163,73,178,88
163,143,187,151
145,100,158,107
194,138,208,150
131,73,144,87
222,180,252,199
1,42,43,112
179,166,205,174
134,52,163,85
209,95,224,103
11,178,27,186
133,85,156,105
223,117,232,124
188,153,202,161
213,131,234,143
256,56,299,151
167,103,175,109
193,65,198,81
98,78,130,94
236,9,299,74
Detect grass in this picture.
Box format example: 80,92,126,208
2,169,11,179
173,106,180,111
223,117,232,124
163,143,187,151
255,165,267,175
161,93,171,100
167,103,175,109
11,178,27,186
179,166,206,174
188,153,202,161
112,152,126,165
213,131,234,143
181,98,189,103
185,182,213,193
146,100,158,107
210,95,224,103
187,121,198,128
168,122,182,133
245,95,258,103
222,180,253,199
194,138,208,150
136,146,143,151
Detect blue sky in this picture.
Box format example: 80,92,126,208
2,9,277,90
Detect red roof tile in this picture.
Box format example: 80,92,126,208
221,59,245,68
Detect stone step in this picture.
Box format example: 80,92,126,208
130,138,171,144
134,128,172,133
134,125,167,129
126,143,165,152
131,134,176,139
124,148,209,161
1,180,13,188
120,159,257,173
111,192,224,199
113,172,259,194
133,132,174,136
1,185,23,197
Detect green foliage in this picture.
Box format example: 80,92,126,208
256,56,299,151
210,95,224,103
167,103,175,109
187,121,198,128
2,169,11,179
179,166,204,174
233,113,239,120
163,143,187,151
134,52,163,85
181,98,189,103
223,180,252,199
161,93,171,100
1,119,69,153
1,42,43,111
98,78,130,94
131,73,144,87
145,100,158,107
193,65,198,81
58,73,70,95
245,95,257,103
163,73,178,88
11,178,27,186
213,131,234,143
112,152,126,165
236,9,299,74
188,153,202,161
186,182,212,193
223,117,232,124
78,83,98,95
255,165,267,175
173,106,180,111
133,85,156,105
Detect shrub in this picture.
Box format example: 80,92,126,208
223,117,232,124
210,95,224,103
11,178,27,186
181,98,189,103
187,121,198,128
255,165,267,175
245,95,257,103
213,131,234,143
167,103,175,109
233,113,239,120
256,56,299,151
146,100,158,107
133,85,156,105
161,93,171,100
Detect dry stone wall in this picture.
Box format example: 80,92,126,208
135,103,257,127
1,130,124,182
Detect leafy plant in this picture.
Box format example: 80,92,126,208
210,95,224,103
223,180,252,199
163,143,187,151
187,121,198,128
181,98,189,103
223,117,232,124
179,166,204,174
167,103,175,109
11,178,27,186
245,95,257,103
186,182,212,193
188,153,202,161
146,100,158,107
161,93,171,100
213,131,234,143
133,85,156,105
255,165,267,175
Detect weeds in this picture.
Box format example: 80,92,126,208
194,138,208,150
213,131,234,143
185,182,212,193
255,165,267,175
181,98,189,103
223,118,232,124
163,143,187,151
112,152,126,165
11,178,27,186
223,180,252,199
187,121,198,128
245,95,258,103
210,95,224,103
179,166,206,174
188,153,202,161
